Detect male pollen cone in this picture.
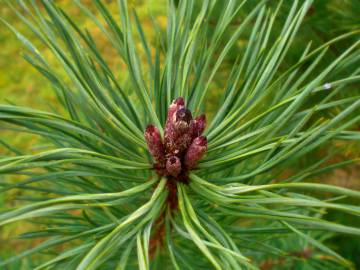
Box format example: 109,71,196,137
190,114,206,138
144,124,165,163
185,136,207,169
166,156,182,176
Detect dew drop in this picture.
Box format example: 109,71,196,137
323,83,332,90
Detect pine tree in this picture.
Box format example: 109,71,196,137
1,1,360,269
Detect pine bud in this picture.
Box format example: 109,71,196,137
176,108,192,123
190,114,206,138
146,97,208,179
174,108,192,133
166,156,181,176
165,98,185,152
145,125,165,163
167,97,185,122
185,136,207,169
165,107,193,155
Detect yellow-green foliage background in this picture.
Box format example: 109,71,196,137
0,0,359,267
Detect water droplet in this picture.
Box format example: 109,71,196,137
323,83,332,90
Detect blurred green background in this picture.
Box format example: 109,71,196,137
0,0,359,269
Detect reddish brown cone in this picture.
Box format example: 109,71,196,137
145,97,207,180
145,125,165,164
185,136,207,169
166,156,181,177
190,114,206,139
